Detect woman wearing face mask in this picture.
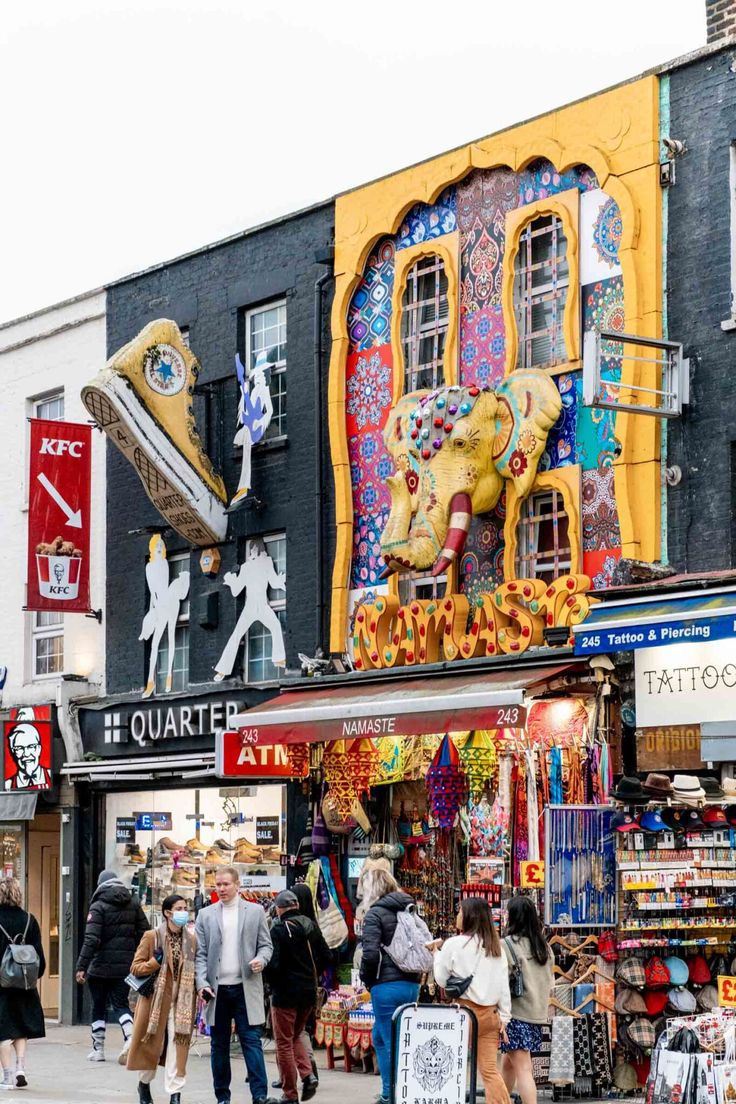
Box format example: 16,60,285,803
127,894,198,1104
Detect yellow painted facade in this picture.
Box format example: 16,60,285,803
329,76,662,652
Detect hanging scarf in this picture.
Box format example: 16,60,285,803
548,1015,575,1086
549,746,563,804
143,922,197,1047
525,749,540,862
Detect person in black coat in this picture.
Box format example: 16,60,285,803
75,869,149,1064
359,871,422,1104
0,877,45,1091
265,890,330,1104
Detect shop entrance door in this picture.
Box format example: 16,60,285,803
27,816,60,1018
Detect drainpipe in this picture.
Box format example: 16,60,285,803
314,261,333,653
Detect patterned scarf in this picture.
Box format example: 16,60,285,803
143,922,197,1047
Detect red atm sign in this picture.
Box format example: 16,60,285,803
216,732,300,778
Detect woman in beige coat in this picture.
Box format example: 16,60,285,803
127,894,197,1104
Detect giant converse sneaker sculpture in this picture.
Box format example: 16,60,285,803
81,320,227,544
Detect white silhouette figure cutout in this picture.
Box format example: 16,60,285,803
214,538,286,681
139,534,190,698
230,350,274,508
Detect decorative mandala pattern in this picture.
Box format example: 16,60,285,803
347,239,395,352
582,467,621,551
396,187,457,250
540,372,579,471
459,496,507,603
518,160,598,205
576,278,624,469
592,197,622,270
346,350,393,429
460,306,505,388
351,509,391,588
584,548,622,590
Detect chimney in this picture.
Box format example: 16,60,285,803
706,0,736,42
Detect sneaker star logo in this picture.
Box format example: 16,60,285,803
156,359,175,383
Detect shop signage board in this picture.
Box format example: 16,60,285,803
635,725,702,771
3,706,52,791
217,734,302,778
115,817,136,844
255,816,280,845
575,613,736,654
134,812,172,831
520,860,545,888
391,1003,476,1104
635,639,736,728
80,694,246,757
717,976,736,1007
26,418,92,614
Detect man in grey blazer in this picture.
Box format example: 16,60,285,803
195,866,275,1104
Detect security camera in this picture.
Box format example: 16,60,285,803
662,137,687,158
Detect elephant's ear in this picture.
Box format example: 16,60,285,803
492,370,563,497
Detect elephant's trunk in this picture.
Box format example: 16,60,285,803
431,492,472,577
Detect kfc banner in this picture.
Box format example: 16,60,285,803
27,419,91,613
3,707,52,791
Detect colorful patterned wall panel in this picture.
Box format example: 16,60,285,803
459,495,507,604
580,188,623,285
347,238,395,353
396,186,457,251
576,276,624,470
540,373,579,471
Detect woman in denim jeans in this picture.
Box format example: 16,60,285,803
359,869,421,1104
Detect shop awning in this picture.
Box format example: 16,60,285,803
228,663,578,747
62,753,216,780
572,587,736,655
0,794,38,822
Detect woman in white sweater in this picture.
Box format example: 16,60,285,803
434,898,511,1104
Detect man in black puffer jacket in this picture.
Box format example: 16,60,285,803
76,870,149,1064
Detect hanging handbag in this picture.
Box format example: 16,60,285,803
504,937,525,999
125,930,160,999
314,868,348,950
0,915,40,990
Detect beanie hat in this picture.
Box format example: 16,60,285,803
97,870,118,887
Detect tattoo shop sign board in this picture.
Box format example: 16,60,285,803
635,638,736,728
392,1004,474,1104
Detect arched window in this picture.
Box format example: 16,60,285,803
401,253,448,392
513,214,569,370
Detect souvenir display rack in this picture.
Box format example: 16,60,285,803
544,805,617,926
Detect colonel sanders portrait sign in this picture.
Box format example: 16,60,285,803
3,707,52,791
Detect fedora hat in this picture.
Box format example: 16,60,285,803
673,774,706,805
613,776,647,803
642,773,673,797
700,775,725,800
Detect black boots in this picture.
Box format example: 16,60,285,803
170,1095,181,1104
138,1083,153,1104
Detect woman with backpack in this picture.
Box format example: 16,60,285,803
433,898,511,1104
0,876,45,1090
500,896,554,1104
359,868,427,1104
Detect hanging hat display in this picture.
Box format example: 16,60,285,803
427,734,466,831
349,738,378,799
286,743,310,779
458,731,497,800
322,740,358,819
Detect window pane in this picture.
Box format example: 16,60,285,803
263,536,286,601
35,610,63,629
155,624,189,693
515,490,571,583
247,609,286,683
34,393,64,421
398,571,446,605
168,555,190,620
401,255,448,393
248,303,287,437
35,634,63,677
514,216,569,369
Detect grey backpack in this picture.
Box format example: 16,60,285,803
382,905,434,975
0,915,40,990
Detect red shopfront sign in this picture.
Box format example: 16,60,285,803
232,703,527,750
26,419,92,614
217,733,303,777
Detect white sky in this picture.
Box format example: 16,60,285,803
1,0,706,325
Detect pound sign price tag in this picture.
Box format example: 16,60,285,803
520,860,545,889
718,976,736,1007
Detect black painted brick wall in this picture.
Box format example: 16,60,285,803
104,203,335,695
667,48,736,571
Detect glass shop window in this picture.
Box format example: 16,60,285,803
514,488,571,583
154,553,190,694
401,254,449,392
245,300,287,438
245,534,286,683
513,214,569,370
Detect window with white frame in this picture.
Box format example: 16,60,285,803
398,569,447,606
245,534,286,683
514,488,571,583
154,553,190,693
180,326,190,348
513,215,569,370
246,301,287,438
31,391,65,678
401,254,449,393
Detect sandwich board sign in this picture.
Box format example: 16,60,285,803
391,1003,477,1104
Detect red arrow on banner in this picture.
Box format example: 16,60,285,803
36,472,83,528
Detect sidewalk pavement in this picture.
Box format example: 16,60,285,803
12,1024,380,1104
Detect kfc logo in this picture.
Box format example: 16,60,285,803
3,708,52,791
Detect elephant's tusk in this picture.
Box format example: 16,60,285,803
432,492,472,578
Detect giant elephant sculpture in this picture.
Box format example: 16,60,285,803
380,370,563,577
